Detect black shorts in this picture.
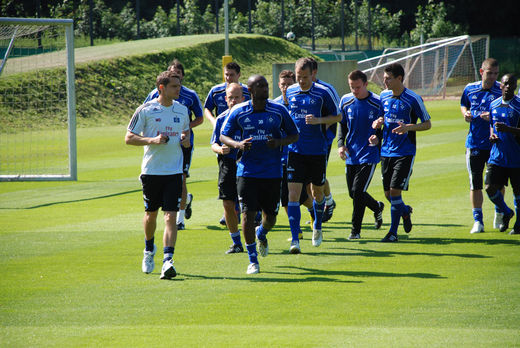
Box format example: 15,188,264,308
281,163,309,207
237,177,281,215
381,155,414,191
140,174,183,212
182,145,193,177
218,156,238,201
485,164,520,194
287,152,327,186
466,148,490,190
346,163,378,196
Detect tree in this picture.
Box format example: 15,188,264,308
410,1,466,44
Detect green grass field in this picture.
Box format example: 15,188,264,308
1,99,519,347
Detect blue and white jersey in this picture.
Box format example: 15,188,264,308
379,88,431,157
144,85,203,144
127,99,189,175
204,82,250,116
286,82,340,155
317,79,340,146
221,100,298,178
339,92,382,165
272,95,290,164
210,109,241,161
489,95,520,168
461,81,502,150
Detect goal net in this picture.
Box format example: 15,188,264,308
358,35,489,99
0,17,76,181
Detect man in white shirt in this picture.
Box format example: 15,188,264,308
126,71,190,279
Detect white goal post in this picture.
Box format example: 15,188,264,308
358,35,489,99
0,17,76,181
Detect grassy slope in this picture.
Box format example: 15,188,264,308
1,98,520,347
0,34,314,132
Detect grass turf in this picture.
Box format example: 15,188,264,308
1,100,520,347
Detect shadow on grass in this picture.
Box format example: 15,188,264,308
180,272,362,283
269,265,446,279
1,189,142,209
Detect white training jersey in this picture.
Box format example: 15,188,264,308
127,99,189,175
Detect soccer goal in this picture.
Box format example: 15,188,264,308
0,17,76,181
358,35,489,99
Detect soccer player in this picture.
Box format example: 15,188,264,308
144,59,203,231
126,71,191,279
220,75,299,274
372,62,432,242
204,61,250,128
273,70,314,237
337,70,385,240
210,83,245,254
485,73,520,234
460,58,503,233
309,57,341,222
285,57,341,253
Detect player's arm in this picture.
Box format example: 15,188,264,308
190,116,203,129
392,119,431,134
204,108,217,128
125,130,168,146
305,113,341,125
495,122,520,135
336,118,349,160
180,129,191,148
220,135,253,151
461,106,472,122
266,133,299,149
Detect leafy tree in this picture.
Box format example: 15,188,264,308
410,1,466,44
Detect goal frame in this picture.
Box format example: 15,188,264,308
0,17,77,181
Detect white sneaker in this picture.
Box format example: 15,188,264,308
258,238,269,257
494,212,504,229
470,221,484,234
160,259,177,279
312,228,322,247
246,263,259,274
142,245,156,274
289,240,301,254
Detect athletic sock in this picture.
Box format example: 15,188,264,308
313,198,325,231
177,210,185,224
256,224,268,241
163,246,174,262
230,231,242,246
325,194,333,206
389,195,406,235
287,201,302,241
487,191,512,216
145,237,155,252
472,208,483,224
514,195,520,229
246,242,258,264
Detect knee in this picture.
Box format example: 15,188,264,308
485,185,497,197
163,211,177,225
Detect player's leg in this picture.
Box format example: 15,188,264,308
237,177,260,273
509,168,520,234
485,164,514,232
177,145,194,229
309,154,327,247
350,163,380,238
140,174,162,273
255,178,281,258
160,173,183,279
467,149,487,233
218,158,243,253
323,145,336,222
287,152,305,246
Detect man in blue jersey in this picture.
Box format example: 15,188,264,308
309,57,340,223
220,75,299,274
210,83,245,254
485,74,520,235
144,59,203,231
274,70,314,238
204,62,250,128
372,63,431,242
461,58,504,233
337,70,385,240
286,57,341,253
126,71,191,279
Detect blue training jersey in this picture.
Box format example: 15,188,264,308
273,95,290,164
221,100,298,178
204,82,251,116
144,85,203,144
460,81,502,150
489,95,520,168
339,91,382,165
317,79,340,146
286,82,340,155
210,109,241,161
379,88,431,157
